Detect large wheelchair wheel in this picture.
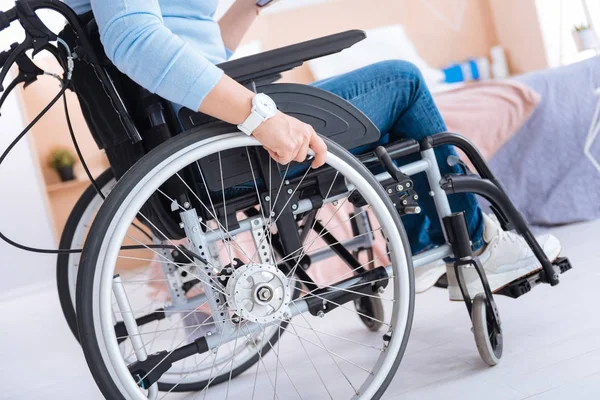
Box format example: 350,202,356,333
55,170,288,392
76,129,415,399
56,168,115,341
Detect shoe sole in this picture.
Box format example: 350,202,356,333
414,263,446,293
448,245,562,301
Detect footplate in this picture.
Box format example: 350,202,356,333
497,257,573,299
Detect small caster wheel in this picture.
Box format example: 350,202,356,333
472,292,503,366
354,295,384,332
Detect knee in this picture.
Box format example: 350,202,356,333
371,60,425,85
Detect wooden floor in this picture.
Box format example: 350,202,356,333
1,219,599,399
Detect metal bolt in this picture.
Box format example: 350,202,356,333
254,219,260,225
207,331,212,336
179,222,185,229
406,182,411,188
332,200,339,206
192,226,199,233
317,310,325,318
257,287,272,302
402,200,408,205
413,195,419,200
287,188,293,195
291,204,298,211
271,211,276,217
387,188,393,194
265,196,271,202
183,202,191,209
396,184,404,192
429,191,435,197
283,311,291,319
198,217,203,223
285,180,290,185
377,286,385,294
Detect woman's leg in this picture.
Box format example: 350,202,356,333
313,60,484,253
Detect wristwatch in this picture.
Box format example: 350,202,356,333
237,93,278,136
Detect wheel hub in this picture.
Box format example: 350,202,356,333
225,263,292,324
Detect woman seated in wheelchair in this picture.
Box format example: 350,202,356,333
55,0,561,399
69,0,561,295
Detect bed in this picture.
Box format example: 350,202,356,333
308,25,600,227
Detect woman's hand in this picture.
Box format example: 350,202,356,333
253,111,328,168
200,76,326,168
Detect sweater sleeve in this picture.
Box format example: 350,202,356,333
90,0,223,111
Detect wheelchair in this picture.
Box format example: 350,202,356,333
0,1,572,399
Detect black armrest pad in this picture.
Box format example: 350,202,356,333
218,29,366,83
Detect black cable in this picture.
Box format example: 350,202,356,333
62,93,154,242
0,80,204,262
0,39,202,261
0,83,73,253
63,93,106,199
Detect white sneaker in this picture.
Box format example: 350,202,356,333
414,260,446,293
447,214,561,301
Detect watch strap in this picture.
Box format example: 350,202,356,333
237,110,265,135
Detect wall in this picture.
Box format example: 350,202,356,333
240,0,501,83
0,1,60,296
0,75,57,296
487,0,548,73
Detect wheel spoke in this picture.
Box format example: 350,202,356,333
81,137,412,399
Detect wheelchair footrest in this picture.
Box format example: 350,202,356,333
497,257,572,299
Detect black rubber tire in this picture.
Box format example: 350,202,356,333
76,129,415,399
355,295,385,331
56,163,292,391
56,168,115,342
472,292,503,366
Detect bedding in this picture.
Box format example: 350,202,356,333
434,80,541,162
489,56,600,226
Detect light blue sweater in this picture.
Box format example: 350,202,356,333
63,0,230,111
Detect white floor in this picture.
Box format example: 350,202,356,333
1,219,599,400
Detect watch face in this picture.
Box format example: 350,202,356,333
254,94,277,118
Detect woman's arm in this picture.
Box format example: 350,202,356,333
91,0,223,112
90,0,326,167
218,0,260,53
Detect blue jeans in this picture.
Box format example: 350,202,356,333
313,60,484,254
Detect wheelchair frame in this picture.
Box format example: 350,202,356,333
0,0,573,396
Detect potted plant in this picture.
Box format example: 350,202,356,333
49,148,77,182
573,24,600,52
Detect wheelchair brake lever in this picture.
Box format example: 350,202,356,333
15,1,57,56
1,1,58,92
374,146,421,215
0,41,32,92
375,146,403,181
13,45,44,88
0,49,45,114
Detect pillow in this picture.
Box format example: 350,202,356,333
433,80,541,162
307,25,444,87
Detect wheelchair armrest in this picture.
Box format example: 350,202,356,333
217,30,366,84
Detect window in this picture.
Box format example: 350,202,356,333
536,0,600,67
